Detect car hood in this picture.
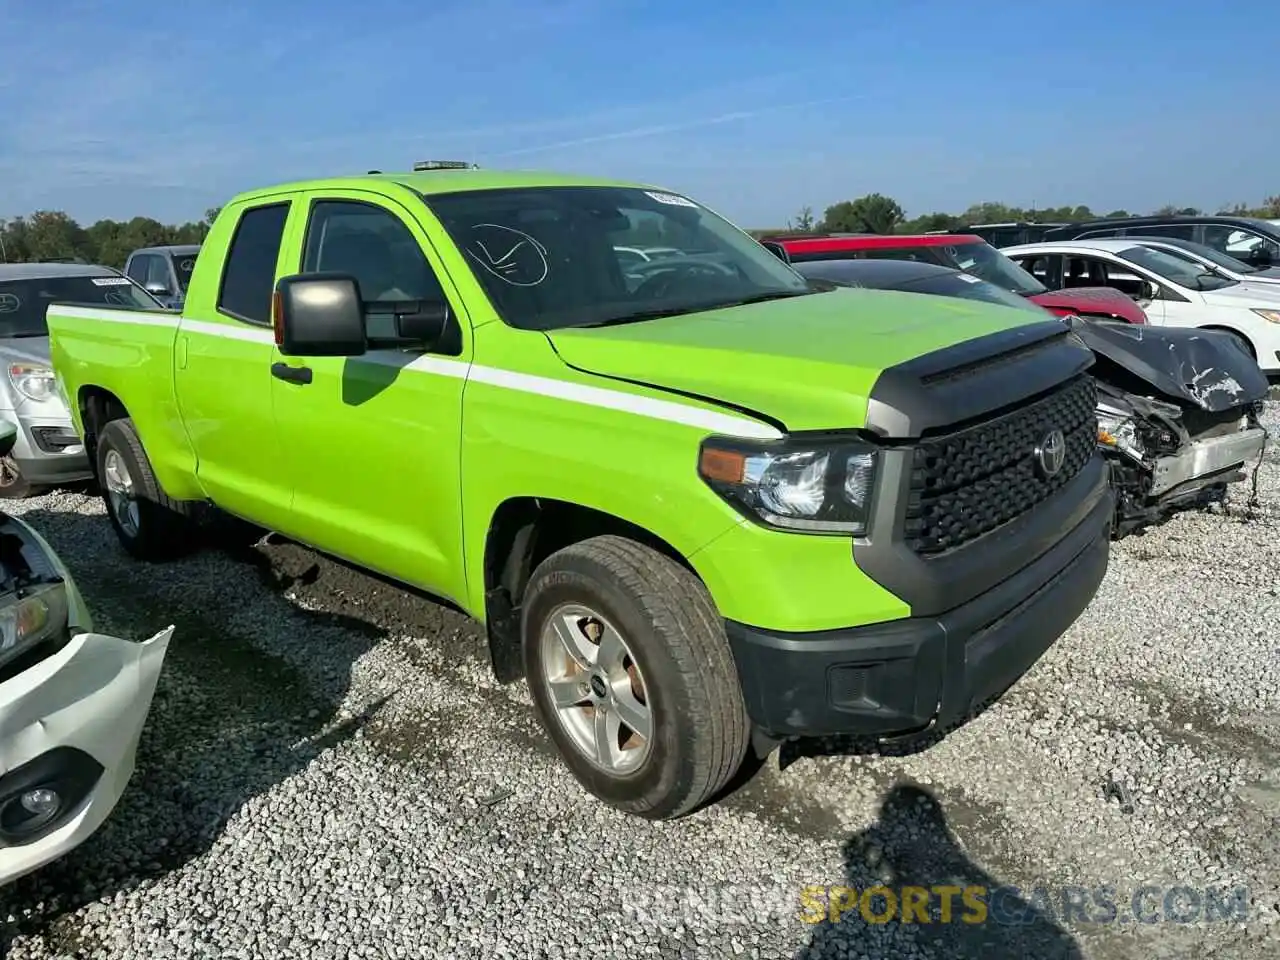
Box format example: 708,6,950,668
1065,316,1269,411
1202,282,1280,306
1030,287,1148,323
0,336,51,365
545,288,1050,431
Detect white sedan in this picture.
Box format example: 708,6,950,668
0,422,172,886
1120,236,1280,289
1003,238,1280,373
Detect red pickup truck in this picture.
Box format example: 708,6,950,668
766,233,1148,325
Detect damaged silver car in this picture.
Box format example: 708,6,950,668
1074,317,1268,537
0,420,173,887
792,257,1270,538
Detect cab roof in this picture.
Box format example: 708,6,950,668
232,168,653,204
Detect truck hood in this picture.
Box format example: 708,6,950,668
1065,316,1269,412
1030,287,1148,324
545,288,1048,431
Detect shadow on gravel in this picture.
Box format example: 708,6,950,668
795,784,1084,960
0,506,386,954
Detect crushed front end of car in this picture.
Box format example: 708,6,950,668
0,425,172,886
1066,318,1270,537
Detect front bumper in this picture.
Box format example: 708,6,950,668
1149,426,1267,498
0,513,173,886
725,474,1112,739
7,413,92,486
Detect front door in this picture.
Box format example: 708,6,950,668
268,190,472,602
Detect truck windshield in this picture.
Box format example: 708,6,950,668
1117,246,1238,291
170,253,198,291
423,186,813,330
0,275,158,338
941,241,1048,296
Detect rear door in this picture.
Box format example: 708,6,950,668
267,189,472,602
173,197,295,529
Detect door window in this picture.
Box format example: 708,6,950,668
302,200,445,304
217,202,290,325
1203,225,1280,265
126,255,151,283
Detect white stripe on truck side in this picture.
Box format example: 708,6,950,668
51,305,784,440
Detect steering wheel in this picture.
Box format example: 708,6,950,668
632,261,735,300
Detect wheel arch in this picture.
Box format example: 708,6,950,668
480,496,701,684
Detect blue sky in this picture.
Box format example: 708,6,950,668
1,0,1277,228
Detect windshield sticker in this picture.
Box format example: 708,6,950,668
466,224,549,287
0,293,19,313
91,277,132,286
644,191,698,208
957,273,981,283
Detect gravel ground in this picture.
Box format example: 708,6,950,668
1,404,1278,959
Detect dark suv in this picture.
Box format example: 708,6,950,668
1041,216,1280,270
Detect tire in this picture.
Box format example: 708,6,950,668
95,417,195,561
522,535,749,820
0,455,32,499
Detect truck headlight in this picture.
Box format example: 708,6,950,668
8,363,57,403
697,437,879,535
0,581,70,668
1096,409,1144,460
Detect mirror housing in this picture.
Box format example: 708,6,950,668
377,301,451,351
1135,279,1157,302
144,281,171,297
274,273,368,357
760,240,791,264
0,420,15,459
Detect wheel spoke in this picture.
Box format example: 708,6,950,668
595,623,627,673
611,687,651,743
549,677,587,708
550,614,596,671
593,707,620,767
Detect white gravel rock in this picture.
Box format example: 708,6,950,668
0,402,1278,959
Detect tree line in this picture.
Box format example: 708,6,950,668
753,194,1280,238
4,193,1280,268
0,207,223,268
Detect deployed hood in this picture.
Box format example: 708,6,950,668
1030,286,1147,324
1065,317,1269,412
545,288,1047,431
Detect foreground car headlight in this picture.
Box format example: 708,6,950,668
8,363,57,403
698,437,879,534
0,580,69,668
1096,409,1145,460
1252,309,1280,324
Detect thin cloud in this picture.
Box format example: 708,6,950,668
486,96,866,158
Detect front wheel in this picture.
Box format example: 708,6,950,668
0,455,32,499
522,535,750,820
96,418,195,561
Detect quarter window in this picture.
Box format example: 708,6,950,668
217,202,290,325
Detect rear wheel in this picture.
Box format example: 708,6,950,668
522,535,749,820
96,418,195,561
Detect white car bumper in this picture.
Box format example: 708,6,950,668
0,515,173,888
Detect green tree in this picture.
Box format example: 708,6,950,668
821,193,905,234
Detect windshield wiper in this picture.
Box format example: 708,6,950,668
708,290,814,309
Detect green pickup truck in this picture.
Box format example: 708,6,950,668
46,166,1113,820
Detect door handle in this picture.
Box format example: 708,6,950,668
271,362,313,385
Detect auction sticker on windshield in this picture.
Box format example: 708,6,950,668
91,277,133,286
645,191,698,208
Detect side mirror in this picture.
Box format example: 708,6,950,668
0,421,15,459
1136,280,1157,302
273,273,368,357
144,282,171,297
760,241,791,264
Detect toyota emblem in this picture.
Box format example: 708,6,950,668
1034,429,1067,478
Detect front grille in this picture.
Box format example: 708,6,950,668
903,375,1097,555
